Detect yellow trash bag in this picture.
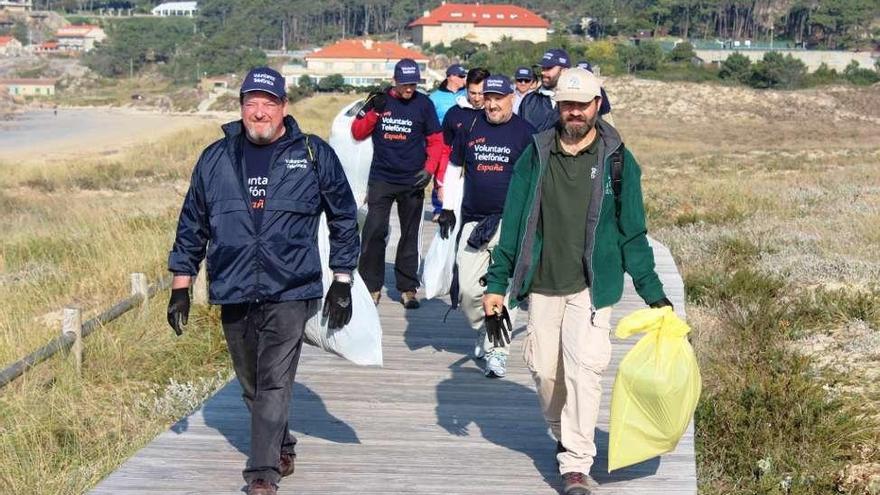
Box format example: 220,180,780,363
608,306,701,472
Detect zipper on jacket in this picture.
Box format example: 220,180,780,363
587,142,622,308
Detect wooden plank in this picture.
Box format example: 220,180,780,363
91,210,696,495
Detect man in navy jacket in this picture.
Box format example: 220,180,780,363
167,67,359,495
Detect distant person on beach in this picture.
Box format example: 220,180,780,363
167,66,359,495
482,68,671,495
351,58,444,308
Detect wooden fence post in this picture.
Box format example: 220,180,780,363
62,307,82,376
193,260,208,306
131,272,149,309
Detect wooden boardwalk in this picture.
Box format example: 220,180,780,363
91,212,695,495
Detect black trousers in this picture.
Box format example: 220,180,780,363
359,180,424,293
221,299,318,484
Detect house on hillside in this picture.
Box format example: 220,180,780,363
0,35,23,56
55,24,106,52
0,0,32,12
151,1,198,17
283,39,440,88
1,78,56,96
409,1,549,46
34,40,58,54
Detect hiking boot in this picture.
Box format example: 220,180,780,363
561,472,592,495
484,350,507,378
279,452,295,478
474,330,487,359
247,479,277,495
370,291,381,305
401,290,420,309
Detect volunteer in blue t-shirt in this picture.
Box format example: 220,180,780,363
437,74,535,379
351,58,444,309
428,63,468,220
435,67,489,196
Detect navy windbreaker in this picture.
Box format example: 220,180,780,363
168,115,359,304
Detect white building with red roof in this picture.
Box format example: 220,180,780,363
0,35,23,56
409,1,549,46
283,39,440,89
55,24,107,52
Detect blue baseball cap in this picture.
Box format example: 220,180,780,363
539,48,571,69
240,67,286,100
514,66,534,81
576,60,594,72
394,58,421,85
446,63,467,77
482,74,513,96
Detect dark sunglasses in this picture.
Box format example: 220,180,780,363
452,74,466,78
516,79,532,83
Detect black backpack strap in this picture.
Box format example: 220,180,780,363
611,144,624,215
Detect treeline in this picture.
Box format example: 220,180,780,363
429,37,880,89
35,0,880,50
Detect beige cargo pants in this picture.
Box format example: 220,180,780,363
523,288,613,475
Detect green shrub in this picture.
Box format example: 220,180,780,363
670,41,696,62
719,52,752,83
844,60,880,86
748,52,807,89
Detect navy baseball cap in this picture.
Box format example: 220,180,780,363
240,67,286,100
446,63,467,77
514,66,534,81
482,74,513,96
576,60,594,72
539,48,571,69
394,58,421,85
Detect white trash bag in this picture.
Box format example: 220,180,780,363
422,164,464,300
328,99,373,207
304,214,383,366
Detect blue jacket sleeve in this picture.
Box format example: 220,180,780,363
168,152,210,276
314,137,360,274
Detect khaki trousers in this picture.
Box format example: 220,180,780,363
457,221,516,355
523,288,613,475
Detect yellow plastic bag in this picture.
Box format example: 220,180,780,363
608,307,701,472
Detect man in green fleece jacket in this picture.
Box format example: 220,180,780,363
481,68,671,495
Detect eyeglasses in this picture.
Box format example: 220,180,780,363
516,79,532,83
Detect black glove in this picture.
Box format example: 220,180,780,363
649,297,673,309
437,209,456,239
414,169,432,189
485,305,513,348
359,91,386,116
323,279,353,330
167,287,190,336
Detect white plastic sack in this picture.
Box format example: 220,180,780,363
304,214,383,366
328,99,373,207
422,164,464,299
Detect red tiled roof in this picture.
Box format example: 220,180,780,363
409,3,549,28
39,41,59,49
0,78,58,86
307,39,428,60
56,24,100,37
0,35,20,46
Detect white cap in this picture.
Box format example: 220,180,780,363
552,68,602,103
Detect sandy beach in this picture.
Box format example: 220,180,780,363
0,107,233,165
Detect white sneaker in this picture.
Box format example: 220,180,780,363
484,350,507,378
474,331,486,359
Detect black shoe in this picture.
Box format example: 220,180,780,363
247,479,277,495
401,290,420,309
561,472,591,495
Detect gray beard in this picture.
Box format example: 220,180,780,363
245,126,276,145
